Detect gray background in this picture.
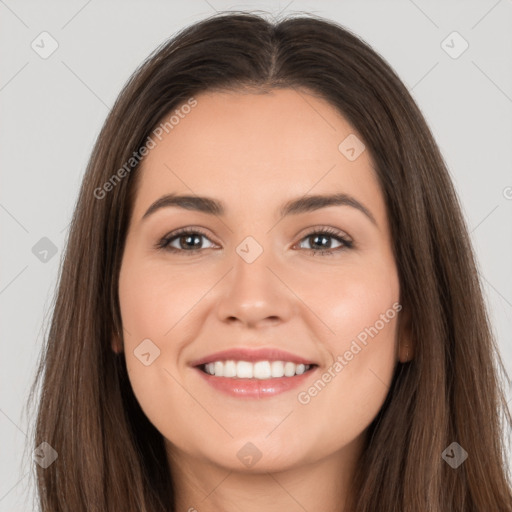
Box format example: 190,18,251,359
1,0,511,509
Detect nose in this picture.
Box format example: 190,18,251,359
215,242,295,329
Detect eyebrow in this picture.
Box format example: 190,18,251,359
141,193,378,227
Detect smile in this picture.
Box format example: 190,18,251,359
194,361,318,399
201,360,314,379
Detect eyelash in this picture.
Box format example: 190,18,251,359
155,226,354,256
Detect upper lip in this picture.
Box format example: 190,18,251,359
189,347,317,367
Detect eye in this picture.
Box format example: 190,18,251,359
156,227,216,255
295,227,353,256
156,226,353,256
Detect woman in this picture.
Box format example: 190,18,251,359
26,11,512,511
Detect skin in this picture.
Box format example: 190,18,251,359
115,88,412,512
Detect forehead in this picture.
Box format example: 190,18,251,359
132,88,386,226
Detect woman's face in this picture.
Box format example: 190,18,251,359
117,88,406,473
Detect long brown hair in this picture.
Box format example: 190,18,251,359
26,11,512,511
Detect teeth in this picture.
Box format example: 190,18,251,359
224,360,236,377
284,361,296,377
237,361,253,378
214,361,224,377
271,361,284,378
202,360,312,379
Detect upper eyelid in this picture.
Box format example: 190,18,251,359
161,225,351,242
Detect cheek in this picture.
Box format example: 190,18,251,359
119,255,209,341
326,273,399,355
286,252,400,349
118,257,209,448
293,259,399,388
293,261,400,441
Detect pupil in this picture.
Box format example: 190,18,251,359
312,235,329,249
182,234,201,249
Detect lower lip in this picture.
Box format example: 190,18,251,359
193,366,317,399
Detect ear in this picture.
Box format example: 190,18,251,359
397,303,413,363
111,329,124,355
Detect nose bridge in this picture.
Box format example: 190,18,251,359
234,234,273,287
216,232,293,326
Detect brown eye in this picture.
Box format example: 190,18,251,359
296,228,353,256
156,228,215,255
155,226,353,257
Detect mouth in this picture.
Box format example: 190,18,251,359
189,347,319,399
197,360,317,379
